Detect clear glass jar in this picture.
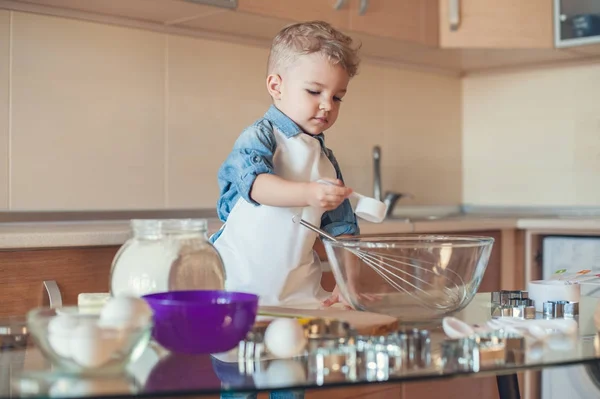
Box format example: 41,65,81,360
109,219,225,297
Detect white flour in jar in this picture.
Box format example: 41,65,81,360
110,239,178,297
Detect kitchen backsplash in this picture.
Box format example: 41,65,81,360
462,62,600,207
0,10,462,211
5,10,597,211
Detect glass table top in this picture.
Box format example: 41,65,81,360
4,292,600,398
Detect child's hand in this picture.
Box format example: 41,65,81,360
321,284,380,310
321,285,353,309
306,178,352,211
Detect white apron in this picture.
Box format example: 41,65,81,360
214,128,336,307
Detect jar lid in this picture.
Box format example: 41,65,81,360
131,219,208,237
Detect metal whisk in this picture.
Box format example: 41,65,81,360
293,216,466,311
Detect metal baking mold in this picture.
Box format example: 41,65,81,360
352,328,431,376
564,302,579,318
491,291,534,318
238,324,268,369
476,330,525,365
441,337,480,372
305,318,354,340
542,300,579,318
491,290,527,306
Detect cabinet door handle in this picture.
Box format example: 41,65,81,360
358,0,369,15
43,280,63,308
449,0,460,31
333,0,347,10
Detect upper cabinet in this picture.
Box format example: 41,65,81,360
437,0,554,48
2,0,599,74
555,0,600,47
237,0,351,30
346,0,438,47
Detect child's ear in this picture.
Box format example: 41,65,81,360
266,74,283,100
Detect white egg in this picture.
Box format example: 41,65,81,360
70,322,118,368
48,314,79,358
264,318,307,359
98,295,152,329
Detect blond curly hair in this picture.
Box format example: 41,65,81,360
267,20,361,77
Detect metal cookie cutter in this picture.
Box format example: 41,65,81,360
238,324,268,375
476,330,525,365
390,328,431,370
441,337,480,372
491,290,534,319
492,290,526,306
543,300,579,318
305,318,357,383
354,336,390,382
306,318,354,349
564,302,579,318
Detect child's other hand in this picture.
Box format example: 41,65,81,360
321,285,353,310
306,178,352,210
321,285,380,310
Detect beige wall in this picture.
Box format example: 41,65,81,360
0,10,462,211
463,63,600,207
0,10,9,209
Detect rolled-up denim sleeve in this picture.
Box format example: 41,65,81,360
217,123,277,206
320,148,360,237
321,198,360,237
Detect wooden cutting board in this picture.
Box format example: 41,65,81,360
257,305,399,336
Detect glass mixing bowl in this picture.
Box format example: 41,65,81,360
27,305,152,376
323,234,494,323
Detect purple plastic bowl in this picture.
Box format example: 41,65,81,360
142,290,259,354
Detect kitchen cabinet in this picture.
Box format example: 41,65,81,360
438,0,554,48
236,0,351,30
347,0,438,47
0,246,118,317
238,0,555,49
555,0,600,47
2,0,592,75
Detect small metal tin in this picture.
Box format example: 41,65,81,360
554,300,567,318
477,330,525,365
419,329,431,367
543,301,555,317
499,307,513,317
305,318,353,340
500,291,511,306
491,291,501,305
523,306,536,319
477,337,506,365
406,328,420,368
512,305,525,319
441,337,480,372
508,290,523,299
564,302,579,317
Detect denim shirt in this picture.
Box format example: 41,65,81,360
211,105,359,243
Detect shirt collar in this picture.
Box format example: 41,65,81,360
264,105,327,149
264,105,303,138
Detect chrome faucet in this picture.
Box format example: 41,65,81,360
372,145,413,218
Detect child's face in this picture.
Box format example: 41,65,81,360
271,53,350,135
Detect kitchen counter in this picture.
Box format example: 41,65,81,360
3,212,600,249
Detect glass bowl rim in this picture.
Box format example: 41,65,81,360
322,234,495,249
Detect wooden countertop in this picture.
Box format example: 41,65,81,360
3,214,600,249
